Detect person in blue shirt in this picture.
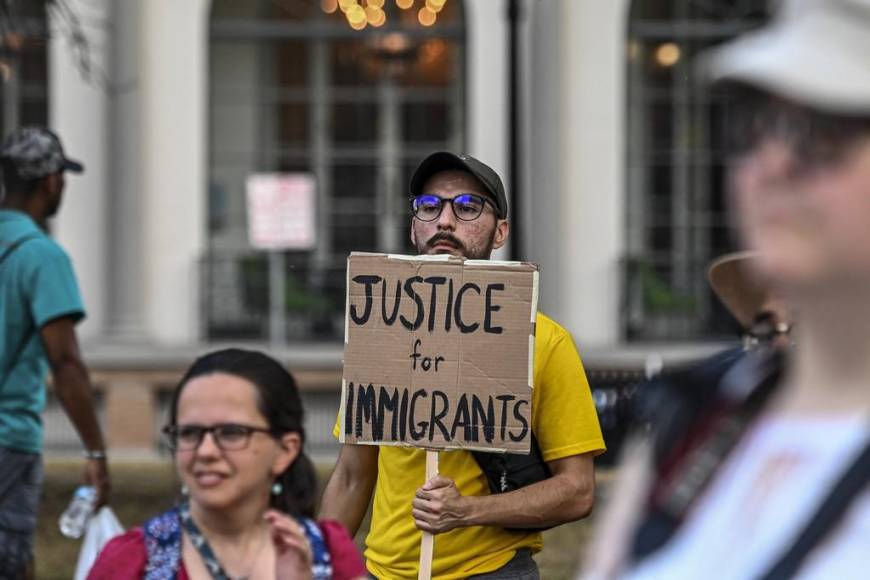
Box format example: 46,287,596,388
0,126,110,579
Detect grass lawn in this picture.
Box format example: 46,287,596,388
36,461,179,580
36,460,597,579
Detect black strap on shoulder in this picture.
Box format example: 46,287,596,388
0,233,41,391
179,501,237,580
632,350,784,561
0,233,38,265
471,434,554,531
757,431,870,580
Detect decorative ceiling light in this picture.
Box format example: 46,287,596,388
654,42,681,67
417,6,436,26
324,0,446,30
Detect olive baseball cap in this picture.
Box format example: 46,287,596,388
409,151,508,219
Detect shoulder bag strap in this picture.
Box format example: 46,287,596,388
0,233,41,391
0,233,39,265
757,431,870,580
298,517,334,579
143,506,182,580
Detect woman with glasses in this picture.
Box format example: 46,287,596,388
88,348,366,580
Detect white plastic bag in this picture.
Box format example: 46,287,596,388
73,507,124,580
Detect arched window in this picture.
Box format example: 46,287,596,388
0,0,49,137
624,0,768,341
205,0,466,341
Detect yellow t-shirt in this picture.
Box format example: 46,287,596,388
333,312,605,579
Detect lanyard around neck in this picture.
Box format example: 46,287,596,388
179,502,259,580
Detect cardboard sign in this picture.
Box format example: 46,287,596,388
246,173,316,250
340,252,539,453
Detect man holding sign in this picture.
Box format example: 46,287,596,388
321,152,605,579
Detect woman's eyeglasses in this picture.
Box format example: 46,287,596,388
162,423,275,451
411,193,495,222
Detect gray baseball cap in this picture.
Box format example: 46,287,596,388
409,152,509,219
0,126,84,180
703,0,870,115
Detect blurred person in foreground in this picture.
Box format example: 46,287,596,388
0,126,109,579
582,1,870,578
320,152,606,579
88,349,366,580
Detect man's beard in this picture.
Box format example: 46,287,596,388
418,231,494,260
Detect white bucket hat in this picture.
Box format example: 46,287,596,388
704,0,870,114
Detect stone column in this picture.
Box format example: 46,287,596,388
138,0,210,343
50,0,111,340
527,0,629,346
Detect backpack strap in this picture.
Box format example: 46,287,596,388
632,349,784,561
298,517,334,580
471,434,553,531
161,501,334,580
0,233,38,265
758,432,870,580
0,233,41,394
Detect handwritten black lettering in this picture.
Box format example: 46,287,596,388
381,278,402,325
424,276,447,332
429,391,451,442
348,275,506,335
344,382,355,435
344,384,530,447
355,383,377,438
399,388,409,441
511,400,530,442
349,276,382,325
496,394,516,441
400,276,425,331
471,393,495,443
484,283,505,334
409,389,428,440
455,282,481,333
450,394,471,441
444,278,454,332
377,386,399,441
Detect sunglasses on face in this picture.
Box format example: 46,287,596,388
411,193,495,222
162,423,275,451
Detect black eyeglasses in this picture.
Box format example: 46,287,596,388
411,193,495,222
162,423,275,451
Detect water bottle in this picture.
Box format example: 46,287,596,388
58,485,97,539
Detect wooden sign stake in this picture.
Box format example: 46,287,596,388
418,450,439,580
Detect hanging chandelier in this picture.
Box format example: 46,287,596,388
321,0,448,30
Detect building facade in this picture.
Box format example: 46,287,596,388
3,0,767,454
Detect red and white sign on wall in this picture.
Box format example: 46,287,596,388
246,173,317,250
